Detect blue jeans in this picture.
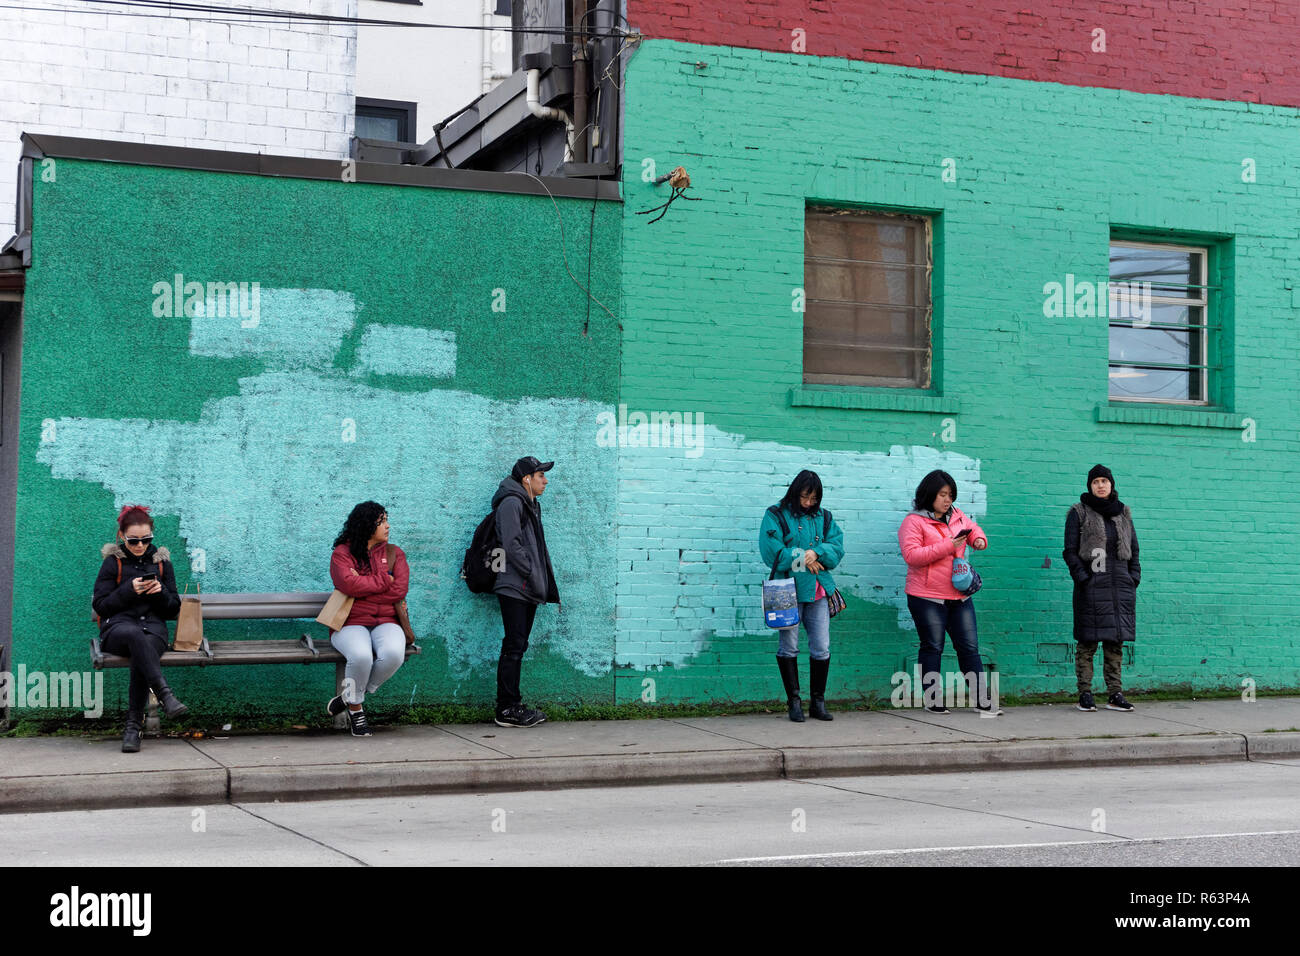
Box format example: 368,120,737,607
776,597,830,660
907,594,984,701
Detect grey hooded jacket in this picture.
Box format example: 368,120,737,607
491,477,560,606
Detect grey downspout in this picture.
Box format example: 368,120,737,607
570,0,589,164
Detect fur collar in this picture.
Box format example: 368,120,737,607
1070,502,1133,561
101,542,172,562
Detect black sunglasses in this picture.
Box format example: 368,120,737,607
124,535,154,546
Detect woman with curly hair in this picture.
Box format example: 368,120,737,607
92,504,185,753
326,501,410,736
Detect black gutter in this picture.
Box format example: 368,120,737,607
18,132,620,202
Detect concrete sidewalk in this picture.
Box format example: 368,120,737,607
4,697,1300,814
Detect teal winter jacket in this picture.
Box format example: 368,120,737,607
759,504,845,603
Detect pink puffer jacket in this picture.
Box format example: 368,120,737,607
898,506,988,600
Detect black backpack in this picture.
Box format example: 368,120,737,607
461,510,503,593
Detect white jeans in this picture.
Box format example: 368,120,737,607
331,623,406,705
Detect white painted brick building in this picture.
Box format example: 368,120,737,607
1,0,356,236
1,0,512,239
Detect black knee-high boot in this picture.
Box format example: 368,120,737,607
776,656,804,722
809,657,833,721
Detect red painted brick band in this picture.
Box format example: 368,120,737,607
627,0,1300,107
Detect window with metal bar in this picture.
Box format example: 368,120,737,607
1108,241,1212,404
803,208,932,389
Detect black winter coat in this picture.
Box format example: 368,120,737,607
1063,508,1140,643
491,478,560,606
92,542,181,641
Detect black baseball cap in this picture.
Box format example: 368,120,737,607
512,456,555,480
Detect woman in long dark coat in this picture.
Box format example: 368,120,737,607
1063,465,1140,712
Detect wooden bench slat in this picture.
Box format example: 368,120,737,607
95,641,418,669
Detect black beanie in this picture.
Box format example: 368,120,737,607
1087,464,1115,489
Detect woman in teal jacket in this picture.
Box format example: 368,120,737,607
759,469,845,722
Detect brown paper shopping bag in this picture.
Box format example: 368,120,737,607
316,589,355,631
173,584,204,652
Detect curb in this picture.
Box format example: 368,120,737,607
1244,731,1300,758
0,768,228,814
230,749,784,804
782,734,1249,777
4,732,1300,815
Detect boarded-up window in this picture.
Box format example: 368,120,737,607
803,208,932,388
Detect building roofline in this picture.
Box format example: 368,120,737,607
19,132,621,202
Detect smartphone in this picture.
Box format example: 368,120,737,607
953,529,971,540
137,573,158,583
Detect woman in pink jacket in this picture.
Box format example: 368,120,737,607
897,470,1000,716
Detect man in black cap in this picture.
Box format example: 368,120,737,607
489,456,560,727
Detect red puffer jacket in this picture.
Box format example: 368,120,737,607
329,542,410,628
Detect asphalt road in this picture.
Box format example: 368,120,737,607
5,758,1299,866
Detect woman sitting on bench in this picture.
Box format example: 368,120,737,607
92,504,186,753
327,501,410,737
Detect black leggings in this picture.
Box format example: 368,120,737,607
101,624,169,716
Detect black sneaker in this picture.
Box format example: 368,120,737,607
1106,692,1134,712
923,705,951,714
1077,692,1097,712
326,694,347,717
495,704,546,728
347,709,373,736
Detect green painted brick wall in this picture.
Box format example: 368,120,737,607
16,159,622,719
612,40,1300,703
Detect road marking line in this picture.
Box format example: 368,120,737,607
714,828,1300,863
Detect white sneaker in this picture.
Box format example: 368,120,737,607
977,706,1003,718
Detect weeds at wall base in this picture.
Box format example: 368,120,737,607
3,687,1297,738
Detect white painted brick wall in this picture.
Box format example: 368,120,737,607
0,0,359,240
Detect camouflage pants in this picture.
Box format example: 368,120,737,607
1076,641,1123,695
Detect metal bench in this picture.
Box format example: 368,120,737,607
91,592,420,731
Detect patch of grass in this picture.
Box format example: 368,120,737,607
4,686,1296,737
1260,727,1300,734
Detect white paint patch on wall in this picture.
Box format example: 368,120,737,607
37,287,617,680
189,288,357,370
615,434,985,668
351,325,456,378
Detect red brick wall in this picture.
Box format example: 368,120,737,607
627,0,1300,107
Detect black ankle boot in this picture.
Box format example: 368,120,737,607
809,657,833,721
122,713,143,753
776,656,804,722
154,679,189,719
